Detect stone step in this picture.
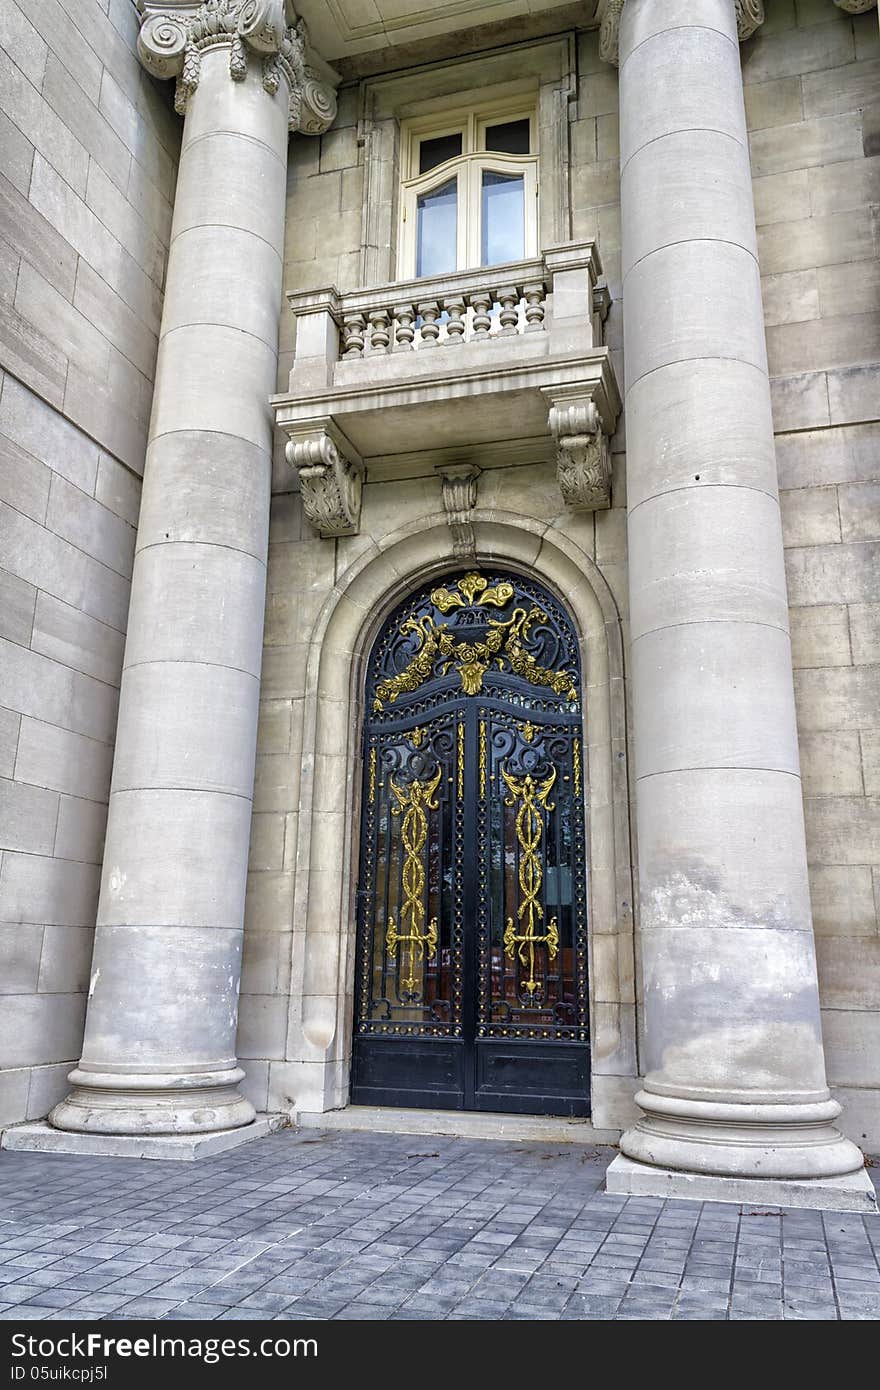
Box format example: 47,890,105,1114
294,1105,621,1146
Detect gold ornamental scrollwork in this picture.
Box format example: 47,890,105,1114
385,766,442,996
502,764,559,997
373,575,578,710
431,571,515,612
457,720,465,800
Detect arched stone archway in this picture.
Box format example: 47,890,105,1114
279,512,638,1131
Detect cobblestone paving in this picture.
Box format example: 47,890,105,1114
0,1131,878,1321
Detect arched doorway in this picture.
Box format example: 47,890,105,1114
351,567,590,1115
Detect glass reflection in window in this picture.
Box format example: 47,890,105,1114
481,170,524,267
484,119,530,154
418,131,463,174
416,177,457,277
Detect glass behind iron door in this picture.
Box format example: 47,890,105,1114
352,570,590,1115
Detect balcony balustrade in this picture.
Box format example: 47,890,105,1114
272,241,621,539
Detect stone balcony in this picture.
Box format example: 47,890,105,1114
272,241,621,537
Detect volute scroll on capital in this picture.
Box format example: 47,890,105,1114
596,0,766,66
135,1,338,133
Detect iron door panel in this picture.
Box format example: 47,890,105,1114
474,1040,590,1116
352,1038,466,1110
352,569,591,1116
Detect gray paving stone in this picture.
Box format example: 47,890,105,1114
181,1302,236,1319
0,1131,877,1321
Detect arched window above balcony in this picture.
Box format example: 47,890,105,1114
399,100,539,279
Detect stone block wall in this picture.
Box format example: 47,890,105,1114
255,1,880,1144
244,85,439,1107
0,0,179,1126
245,28,634,1120
743,0,880,1149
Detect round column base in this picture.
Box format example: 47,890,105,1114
49,1067,257,1136
620,1088,866,1180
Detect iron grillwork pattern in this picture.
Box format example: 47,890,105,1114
353,569,590,1114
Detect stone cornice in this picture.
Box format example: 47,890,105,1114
596,0,765,67
136,1,337,132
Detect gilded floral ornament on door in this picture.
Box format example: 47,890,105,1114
431,572,514,612
386,766,442,1000
135,1,337,132
501,765,559,998
596,0,765,66
372,575,578,709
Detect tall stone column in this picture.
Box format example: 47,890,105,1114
599,0,874,1206
49,2,336,1139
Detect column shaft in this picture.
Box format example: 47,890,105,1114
617,0,862,1179
51,47,287,1135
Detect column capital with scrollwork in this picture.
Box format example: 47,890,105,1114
595,0,766,67
135,0,337,132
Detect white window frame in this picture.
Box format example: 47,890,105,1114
398,98,539,280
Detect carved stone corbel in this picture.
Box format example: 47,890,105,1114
596,0,765,66
285,425,363,537
435,463,480,558
548,399,612,512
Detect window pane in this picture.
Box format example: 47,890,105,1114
417,178,457,277
484,119,530,154
418,132,463,174
481,171,524,267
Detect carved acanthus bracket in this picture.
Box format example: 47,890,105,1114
285,425,363,538
136,1,337,131
596,0,765,66
435,463,481,559
547,398,612,512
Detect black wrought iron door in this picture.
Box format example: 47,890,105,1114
352,570,590,1115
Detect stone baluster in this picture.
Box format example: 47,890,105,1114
523,281,546,332
369,306,391,353
495,285,520,336
444,296,466,345
393,303,416,351
467,289,493,340
417,300,442,347
341,311,366,359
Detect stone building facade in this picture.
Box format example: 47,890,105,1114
0,0,878,1210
